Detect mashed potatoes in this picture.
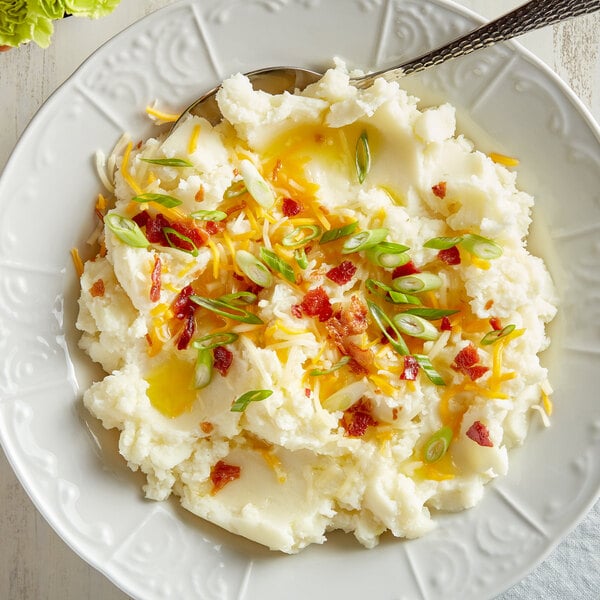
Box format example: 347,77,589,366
76,63,557,553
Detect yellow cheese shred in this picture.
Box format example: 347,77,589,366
145,105,180,123
121,141,143,195
188,124,201,155
489,152,520,167
70,248,84,277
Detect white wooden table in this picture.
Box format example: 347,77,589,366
1,1,598,598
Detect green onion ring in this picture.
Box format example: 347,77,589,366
190,295,263,324
355,130,371,184
294,248,309,269
132,193,182,208
191,210,227,221
260,247,296,283
230,389,273,412
414,354,446,386
342,228,389,254
236,250,273,288
309,356,351,376
422,426,453,462
218,291,258,305
367,300,410,356
193,347,214,389
423,236,464,250
392,313,440,341
366,242,410,268
461,233,503,260
105,213,149,248
319,221,358,244
140,157,193,167
162,227,199,257
392,272,442,293
481,323,516,345
192,332,239,351
281,225,322,248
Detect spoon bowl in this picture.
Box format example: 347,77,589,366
176,0,600,128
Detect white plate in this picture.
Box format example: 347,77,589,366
1,1,599,598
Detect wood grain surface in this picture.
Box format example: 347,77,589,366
1,2,598,599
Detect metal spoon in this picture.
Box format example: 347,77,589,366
176,0,600,127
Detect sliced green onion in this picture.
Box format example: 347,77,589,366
218,291,257,305
193,348,213,389
423,236,464,250
163,227,199,257
260,247,296,283
392,272,442,293
192,332,239,351
388,290,423,305
132,193,182,208
365,279,420,305
366,242,410,268
105,213,149,248
224,179,247,199
140,157,193,167
190,295,263,324
239,159,275,209
392,313,440,341
319,221,358,244
355,130,371,184
461,233,503,260
191,210,227,221
481,323,516,345
403,307,459,320
422,426,453,462
367,300,409,356
414,354,446,386
309,356,351,376
230,389,273,412
236,250,273,288
281,225,322,248
342,228,389,254
294,248,309,269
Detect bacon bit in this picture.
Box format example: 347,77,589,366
452,344,489,381
326,260,357,285
400,355,419,381
172,285,195,319
205,220,225,235
132,210,151,228
305,388,311,398
440,316,452,331
484,299,494,310
149,256,162,302
210,460,241,494
342,398,378,437
177,313,196,350
300,287,333,322
466,420,493,447
213,346,233,376
89,279,105,298
145,333,153,347
432,181,447,199
282,197,302,217
200,421,214,434
392,407,400,420
346,343,374,374
489,317,502,331
291,304,303,319
225,201,247,217
392,261,420,278
195,186,205,202
232,272,245,282
453,343,479,369
138,211,207,251
438,246,461,265
136,140,143,150
340,296,368,334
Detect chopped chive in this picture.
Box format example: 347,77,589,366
191,210,227,221
481,323,516,345
105,213,149,248
402,307,459,320
190,295,263,324
414,354,446,386
239,159,275,209
140,157,193,167
366,242,410,268
192,332,239,351
392,272,442,293
367,300,410,356
392,313,440,341
319,221,359,244
309,356,351,376
461,233,503,260
193,347,214,389
342,228,389,254
231,389,273,412
132,193,182,208
423,236,464,250
163,227,199,257
223,179,247,199
236,250,273,288
260,247,296,283
218,291,258,305
355,130,371,184
422,426,453,462
294,248,309,269
365,279,421,305
281,225,322,248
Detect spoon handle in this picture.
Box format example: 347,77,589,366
355,0,600,85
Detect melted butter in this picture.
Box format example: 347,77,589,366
146,354,197,418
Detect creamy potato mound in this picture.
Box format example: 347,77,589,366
76,63,557,553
